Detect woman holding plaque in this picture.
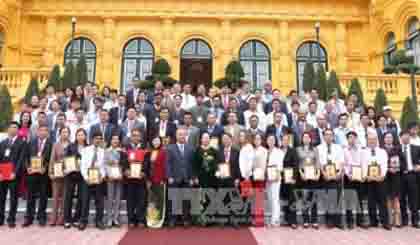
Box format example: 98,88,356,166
296,132,321,229
252,133,267,227
104,133,126,228
280,134,300,229
193,132,218,226
145,137,167,228
382,132,402,227
63,128,86,228
265,134,284,227
49,127,72,226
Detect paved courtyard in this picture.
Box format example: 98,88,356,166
1,224,419,245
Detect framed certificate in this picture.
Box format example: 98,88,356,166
368,163,381,178
209,137,219,149
253,168,265,181
109,166,122,179
218,163,231,178
64,157,79,173
325,163,337,179
283,168,294,184
303,165,316,180
30,157,43,173
287,134,294,147
129,152,136,162
390,156,400,172
88,167,100,185
130,163,143,178
267,166,280,181
351,166,362,181
53,162,64,178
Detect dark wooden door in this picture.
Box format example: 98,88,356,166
180,58,212,90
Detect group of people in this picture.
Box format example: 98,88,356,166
0,79,420,231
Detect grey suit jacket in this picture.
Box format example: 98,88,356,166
186,126,200,146
165,143,195,182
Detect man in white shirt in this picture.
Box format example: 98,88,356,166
334,113,350,147
355,114,375,148
306,101,319,128
317,128,345,229
79,131,106,230
361,132,391,230
87,97,104,126
181,84,196,110
244,96,266,131
69,108,89,142
345,100,360,129
265,99,289,128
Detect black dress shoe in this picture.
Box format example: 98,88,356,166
39,220,47,227
78,223,87,231
168,220,176,228
0,221,4,226
96,222,106,230
64,223,72,229
348,223,355,230
413,224,420,229
22,220,33,228
8,223,16,228
384,225,392,230
113,221,121,228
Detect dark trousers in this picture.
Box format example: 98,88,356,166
80,180,104,225
63,173,83,223
367,181,389,226
217,179,241,225
400,173,419,226
167,181,192,224
126,180,146,224
345,182,367,226
283,185,297,225
0,179,18,224
324,181,341,226
301,190,318,224
25,174,49,222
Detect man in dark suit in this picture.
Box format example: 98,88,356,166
266,112,289,143
221,97,245,126
126,77,140,108
170,94,186,126
399,130,420,228
263,89,289,115
165,127,195,227
23,125,53,227
200,112,224,145
109,94,128,126
89,109,115,146
0,121,27,228
150,107,177,144
216,133,241,227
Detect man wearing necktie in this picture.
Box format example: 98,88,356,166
23,126,53,227
79,131,106,230
0,122,27,228
90,109,115,147
363,132,391,230
165,127,195,227
110,95,127,126
400,131,420,228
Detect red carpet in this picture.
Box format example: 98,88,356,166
119,228,258,245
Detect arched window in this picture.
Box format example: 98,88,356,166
181,39,212,59
239,40,271,89
296,41,328,92
407,17,420,65
384,32,396,66
121,38,154,92
0,31,4,68
64,37,96,82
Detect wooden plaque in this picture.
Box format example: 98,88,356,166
325,163,337,179
88,167,100,185
267,166,280,181
30,157,43,173
351,166,362,181
53,162,64,178
253,168,265,181
218,163,231,178
64,156,79,173
130,163,143,179
109,166,122,179
283,168,294,184
368,163,381,178
162,137,171,146
303,165,316,180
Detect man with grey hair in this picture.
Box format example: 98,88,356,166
362,131,391,230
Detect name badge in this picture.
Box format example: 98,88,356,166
155,118,159,123
197,117,203,123
129,152,136,161
174,120,179,125
4,148,10,157
118,119,122,125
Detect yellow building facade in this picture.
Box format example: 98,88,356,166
0,0,420,113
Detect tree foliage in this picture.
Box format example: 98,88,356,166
400,96,419,131
302,62,315,93
316,65,328,100
24,77,40,104
75,55,88,86
62,62,76,90
373,88,388,114
327,70,345,99
0,85,13,131
347,78,365,107
47,65,61,91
